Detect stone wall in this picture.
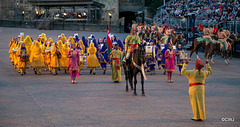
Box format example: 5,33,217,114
95,0,119,25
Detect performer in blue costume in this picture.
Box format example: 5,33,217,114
117,40,124,52
175,44,184,75
155,41,162,70
99,39,109,74
161,42,169,75
82,36,88,54
146,40,156,74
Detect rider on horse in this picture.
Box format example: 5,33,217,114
218,28,228,51
123,28,141,71
202,25,212,45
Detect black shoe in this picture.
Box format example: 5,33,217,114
21,73,23,75
65,69,67,73
93,72,96,75
103,70,106,74
34,71,37,75
24,72,26,74
163,71,166,75
56,72,58,75
114,81,119,83
90,70,92,74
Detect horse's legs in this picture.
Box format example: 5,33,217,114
133,73,137,96
141,73,145,96
125,69,129,92
195,48,199,59
129,72,133,90
204,45,208,59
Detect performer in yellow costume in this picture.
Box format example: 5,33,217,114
50,42,60,75
110,43,123,83
45,38,53,73
23,35,32,55
60,41,69,73
30,41,45,75
78,40,86,74
9,37,17,64
181,60,212,121
87,42,100,74
17,42,29,75
61,33,67,44
68,36,75,45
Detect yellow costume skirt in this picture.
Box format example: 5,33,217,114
189,85,206,120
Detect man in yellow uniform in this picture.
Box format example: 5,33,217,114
110,43,123,83
123,28,140,70
181,60,212,121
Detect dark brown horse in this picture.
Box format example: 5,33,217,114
189,38,210,60
123,43,147,96
204,34,236,64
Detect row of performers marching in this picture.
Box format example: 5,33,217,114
9,34,186,80
8,34,124,78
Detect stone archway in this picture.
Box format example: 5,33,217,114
119,11,136,33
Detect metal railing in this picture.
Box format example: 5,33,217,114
154,12,240,33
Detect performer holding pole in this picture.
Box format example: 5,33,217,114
181,59,212,121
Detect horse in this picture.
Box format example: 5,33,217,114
204,41,221,64
189,38,210,60
122,43,147,96
204,34,235,64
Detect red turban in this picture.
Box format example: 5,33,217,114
196,60,204,75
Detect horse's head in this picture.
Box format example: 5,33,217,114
178,33,185,43
137,43,146,64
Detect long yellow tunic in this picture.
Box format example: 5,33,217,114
181,63,212,120
60,43,69,69
87,43,100,68
45,41,52,65
30,42,45,68
16,44,29,69
111,49,123,82
9,38,15,63
50,43,60,69
23,35,32,55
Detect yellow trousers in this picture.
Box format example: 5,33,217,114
189,85,206,120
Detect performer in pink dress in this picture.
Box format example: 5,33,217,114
67,43,79,84
165,43,176,83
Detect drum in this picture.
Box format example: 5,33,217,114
145,46,155,59
180,51,188,60
79,56,87,63
20,55,29,62
173,45,176,50
161,44,165,50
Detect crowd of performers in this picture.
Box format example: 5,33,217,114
8,25,189,83
8,23,215,121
